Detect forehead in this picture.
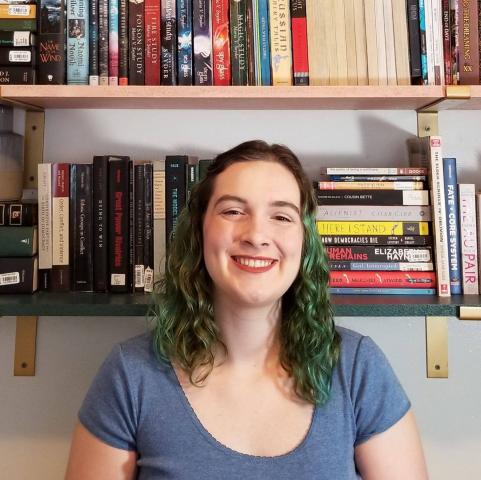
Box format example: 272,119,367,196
210,161,301,205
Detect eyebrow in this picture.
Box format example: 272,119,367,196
214,194,300,214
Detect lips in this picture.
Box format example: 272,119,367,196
231,256,277,273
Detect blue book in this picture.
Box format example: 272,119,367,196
329,287,437,295
443,157,462,294
418,0,428,85
177,0,193,85
67,0,89,84
258,0,270,86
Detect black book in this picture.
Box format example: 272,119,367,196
128,0,145,84
119,0,129,84
128,159,134,292
316,189,430,206
0,31,36,47
161,0,177,85
0,256,38,293
407,0,422,81
108,156,130,292
37,0,66,84
143,162,154,292
0,65,35,84
98,0,109,84
193,0,212,85
0,46,36,65
134,163,145,291
0,202,38,226
229,0,248,85
70,164,94,291
177,0,193,85
165,155,187,250
89,0,99,84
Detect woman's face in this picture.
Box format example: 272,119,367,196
202,160,304,309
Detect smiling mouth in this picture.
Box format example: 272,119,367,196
231,256,277,271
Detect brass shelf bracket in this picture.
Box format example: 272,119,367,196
425,316,449,378
459,306,481,321
14,316,38,376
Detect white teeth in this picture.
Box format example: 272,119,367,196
235,257,273,268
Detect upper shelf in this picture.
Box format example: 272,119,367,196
0,85,445,110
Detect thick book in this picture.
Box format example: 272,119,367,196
329,287,436,295
134,163,145,291
67,0,89,85
317,221,430,236
70,163,93,291
269,0,292,85
109,0,119,85
316,205,432,222
305,0,328,85
161,0,177,85
88,0,99,85
108,156,130,292
317,181,425,191
328,261,434,272
143,162,154,292
0,202,37,226
0,65,35,83
0,226,38,256
0,256,38,293
37,163,52,291
290,0,308,85
145,0,161,85
229,0,248,85
317,190,430,206
98,0,109,84
320,235,433,246
329,270,437,288
193,0,213,85
51,163,70,292
118,0,129,84
0,46,35,65
212,0,230,85
325,246,433,262
407,0,422,81
177,0,193,85
93,156,109,292
128,0,144,85
457,0,479,84
0,31,36,47
320,167,429,175
443,157,462,294
165,155,187,249
459,183,479,294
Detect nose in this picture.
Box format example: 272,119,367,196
239,216,271,248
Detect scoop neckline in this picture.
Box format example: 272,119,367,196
168,362,318,461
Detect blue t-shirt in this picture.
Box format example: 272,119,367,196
78,327,410,479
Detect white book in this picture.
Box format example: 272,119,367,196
382,0,397,85
326,0,338,84
364,0,379,85
459,184,479,294
353,0,368,85
334,0,348,84
344,0,358,85
374,0,387,85
391,0,411,85
476,193,481,290
430,0,445,85
424,0,436,84
306,0,330,85
37,163,52,271
153,160,166,286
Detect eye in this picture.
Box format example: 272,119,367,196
274,214,292,223
222,209,244,216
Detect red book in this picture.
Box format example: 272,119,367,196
290,0,308,86
212,0,231,85
145,0,161,85
442,0,452,85
457,0,479,84
329,271,436,289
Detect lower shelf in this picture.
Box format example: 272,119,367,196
1,292,480,317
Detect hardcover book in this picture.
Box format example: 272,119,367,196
0,226,38,256
0,256,38,293
0,31,36,47
316,205,432,222
0,46,35,65
67,0,89,85
328,261,434,272
305,0,328,85
407,0,422,81
0,202,38,226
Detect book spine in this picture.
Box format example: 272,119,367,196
0,256,38,293
0,65,35,83
161,0,177,85
246,0,255,85
0,31,36,47
37,0,66,84
258,0,271,85
109,0,119,85
70,164,93,291
329,287,437,295
186,160,198,200
442,0,452,84
128,160,135,292
89,0,99,85
424,0,436,84
419,0,428,84
251,0,261,85
153,161,166,284
320,167,429,175
193,0,213,85
316,205,432,222
317,190,430,206
290,0,308,85
145,0,161,85
93,156,109,292
128,0,144,85
443,157,462,294
477,192,481,290
325,246,433,262
212,0,230,85
0,202,38,226
458,0,479,84
0,226,37,256
134,163,145,291
108,157,130,292
51,163,70,292
118,0,129,84
0,4,36,18
327,175,428,182
450,0,459,84
407,0,422,80
143,162,154,292
67,0,89,85
317,181,425,190
37,163,52,290
329,270,436,288
0,46,35,65
165,155,187,249
177,0,193,85
459,183,479,294
230,0,248,85
0,18,36,30
98,0,109,84
320,235,433,246
317,221,430,236
328,261,434,271
430,0,444,84
269,0,292,85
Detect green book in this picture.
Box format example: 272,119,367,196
0,226,38,256
0,19,36,31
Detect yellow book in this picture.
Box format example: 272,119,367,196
269,0,292,86
317,221,430,236
0,4,36,18
344,0,358,85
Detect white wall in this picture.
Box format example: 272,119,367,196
1,108,481,479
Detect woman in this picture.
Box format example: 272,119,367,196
65,140,428,479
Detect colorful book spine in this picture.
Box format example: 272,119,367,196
320,167,429,175
329,287,436,295
128,0,144,85
329,261,434,272
37,0,66,84
0,31,36,47
67,0,89,85
212,0,230,85
290,0,308,85
418,0,428,84
246,0,255,85
109,0,119,85
320,235,433,246
317,221,430,236
89,0,99,85
0,18,36,31
317,190,430,206
153,160,166,284
143,162,154,292
329,270,437,288
442,0,452,85
0,226,37,256
443,157,462,294
0,3,36,18
457,0,479,84
229,0,248,85
98,0,109,84
134,163,145,291
459,183,479,294
0,256,38,293
317,181,425,191
269,0,292,85
37,163,52,290
161,0,177,85
118,0,129,84
177,0,193,85
145,0,161,85
258,0,271,85
193,0,213,85
326,175,427,182
325,246,432,262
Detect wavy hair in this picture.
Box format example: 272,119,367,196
151,140,340,405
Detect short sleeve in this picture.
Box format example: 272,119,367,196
351,336,411,446
78,344,137,451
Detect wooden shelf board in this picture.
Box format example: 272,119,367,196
0,292,478,317
0,85,444,110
